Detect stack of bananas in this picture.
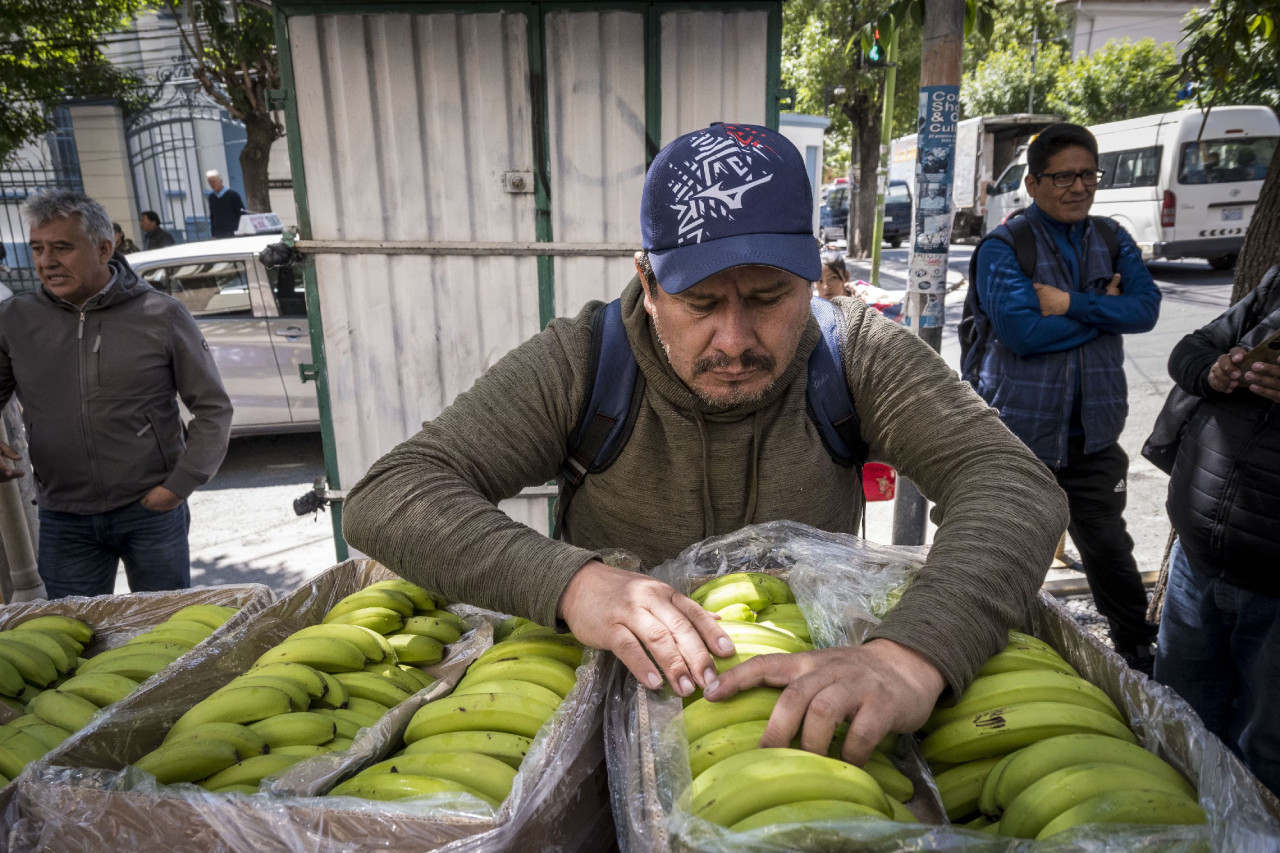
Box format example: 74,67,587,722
680,572,918,831
130,579,459,793
0,606,238,787
922,630,1206,839
327,619,584,806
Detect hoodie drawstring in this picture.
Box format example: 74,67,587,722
694,411,715,538
744,411,761,525
694,410,764,537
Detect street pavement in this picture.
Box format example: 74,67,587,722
113,247,1235,596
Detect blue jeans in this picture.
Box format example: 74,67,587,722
37,500,191,598
1155,537,1280,796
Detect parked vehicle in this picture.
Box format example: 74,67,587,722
819,184,849,243
127,236,319,435
819,180,911,247
890,113,1061,238
985,106,1279,269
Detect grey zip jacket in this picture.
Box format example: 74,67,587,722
0,256,233,514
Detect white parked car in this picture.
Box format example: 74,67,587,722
127,236,319,435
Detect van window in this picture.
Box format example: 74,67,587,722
1178,137,1276,184
992,163,1025,195
1099,147,1161,189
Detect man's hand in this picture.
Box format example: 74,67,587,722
1207,347,1248,393
0,442,23,483
1104,273,1123,296
703,639,946,766
140,485,183,512
1033,284,1071,316
557,560,734,696
1242,359,1280,403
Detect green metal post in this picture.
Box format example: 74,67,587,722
645,6,663,163
273,6,348,561
869,26,899,288
765,3,782,130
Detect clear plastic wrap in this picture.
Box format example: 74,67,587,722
8,558,615,852
0,583,275,832
605,521,1280,852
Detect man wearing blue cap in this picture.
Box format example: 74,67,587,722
344,123,1066,762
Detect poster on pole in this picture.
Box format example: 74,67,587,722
908,85,960,295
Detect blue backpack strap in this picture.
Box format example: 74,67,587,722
807,296,868,470
554,299,645,538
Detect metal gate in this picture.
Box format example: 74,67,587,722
125,79,244,245
0,108,83,295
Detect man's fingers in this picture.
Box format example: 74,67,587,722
757,666,834,749
632,609,699,695
795,684,847,755
838,705,894,766
674,595,735,658
704,648,820,700
610,628,664,691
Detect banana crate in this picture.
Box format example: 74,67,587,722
0,583,274,826
7,558,613,852
606,521,1280,852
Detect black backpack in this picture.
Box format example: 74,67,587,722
553,296,870,539
960,212,1121,385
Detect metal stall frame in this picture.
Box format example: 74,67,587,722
272,0,784,558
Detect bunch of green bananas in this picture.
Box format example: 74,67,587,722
0,606,241,787
327,621,584,806
681,572,918,832
924,631,1205,839
129,579,456,793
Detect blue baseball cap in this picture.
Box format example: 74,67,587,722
641,122,821,294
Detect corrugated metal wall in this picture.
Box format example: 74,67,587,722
287,5,771,537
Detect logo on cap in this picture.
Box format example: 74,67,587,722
664,125,782,246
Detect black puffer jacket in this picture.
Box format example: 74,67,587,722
1166,265,1280,595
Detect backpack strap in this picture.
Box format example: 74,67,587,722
1005,213,1037,278
1088,215,1121,267
554,299,645,539
806,296,868,470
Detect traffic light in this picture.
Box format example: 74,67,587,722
866,29,889,67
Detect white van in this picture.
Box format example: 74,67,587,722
984,106,1278,269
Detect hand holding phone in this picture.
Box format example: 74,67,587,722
1239,327,1280,368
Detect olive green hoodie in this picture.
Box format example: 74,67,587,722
343,277,1067,692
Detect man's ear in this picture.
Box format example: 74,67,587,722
636,253,658,317
1024,172,1038,200
98,239,115,263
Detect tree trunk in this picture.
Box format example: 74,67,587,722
853,111,882,259
1232,141,1280,304
239,111,277,214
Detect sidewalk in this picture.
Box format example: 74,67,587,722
831,244,972,293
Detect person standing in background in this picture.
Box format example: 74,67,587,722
113,222,140,255
815,251,851,301
139,211,176,251
205,170,245,239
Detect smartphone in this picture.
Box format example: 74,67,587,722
1240,326,1280,367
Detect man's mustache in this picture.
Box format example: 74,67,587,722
693,349,776,376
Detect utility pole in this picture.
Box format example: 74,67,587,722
892,0,966,546
869,26,900,288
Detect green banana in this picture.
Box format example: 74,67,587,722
271,744,332,759
863,751,914,803
28,689,98,732
168,604,238,630
242,663,328,700
80,641,188,671
327,737,354,752
314,710,360,740
452,678,563,710
252,637,366,673
1006,630,1062,657
361,661,422,694
403,730,532,770
0,656,28,697
363,578,444,612
362,750,517,803
711,603,756,622
199,753,305,790
933,756,1004,820
397,665,436,691
217,675,310,712
494,616,533,643
404,692,558,742
311,670,350,709
287,623,392,664
925,669,1124,732
332,671,412,708
329,771,497,806
324,706,380,729
682,687,782,744
687,747,892,827
0,639,58,686
399,616,462,645
324,588,416,622
326,607,405,635
476,637,583,669
716,622,813,654
346,696,394,720
167,685,296,739
419,609,465,634
0,727,49,777
206,783,261,795
135,737,241,785
1035,787,1207,839
165,722,270,760
386,633,443,665
755,618,812,643
688,719,769,779
459,656,578,698
980,732,1197,815
12,627,82,661
920,701,1138,764
976,647,1077,678
690,573,774,612
729,799,885,832
11,615,94,645
157,618,217,638
248,711,337,747
15,722,70,752
76,648,180,681
999,761,1201,839
126,626,205,650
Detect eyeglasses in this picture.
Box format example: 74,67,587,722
1036,169,1105,188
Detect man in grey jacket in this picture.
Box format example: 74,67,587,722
0,190,233,598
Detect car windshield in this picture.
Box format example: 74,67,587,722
887,183,910,200
1178,137,1276,184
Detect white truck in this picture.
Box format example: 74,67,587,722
889,113,1061,238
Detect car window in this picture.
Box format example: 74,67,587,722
143,259,253,318
828,188,848,209
266,262,307,317
887,182,911,201
1101,146,1161,189
1178,136,1276,184
992,163,1025,195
